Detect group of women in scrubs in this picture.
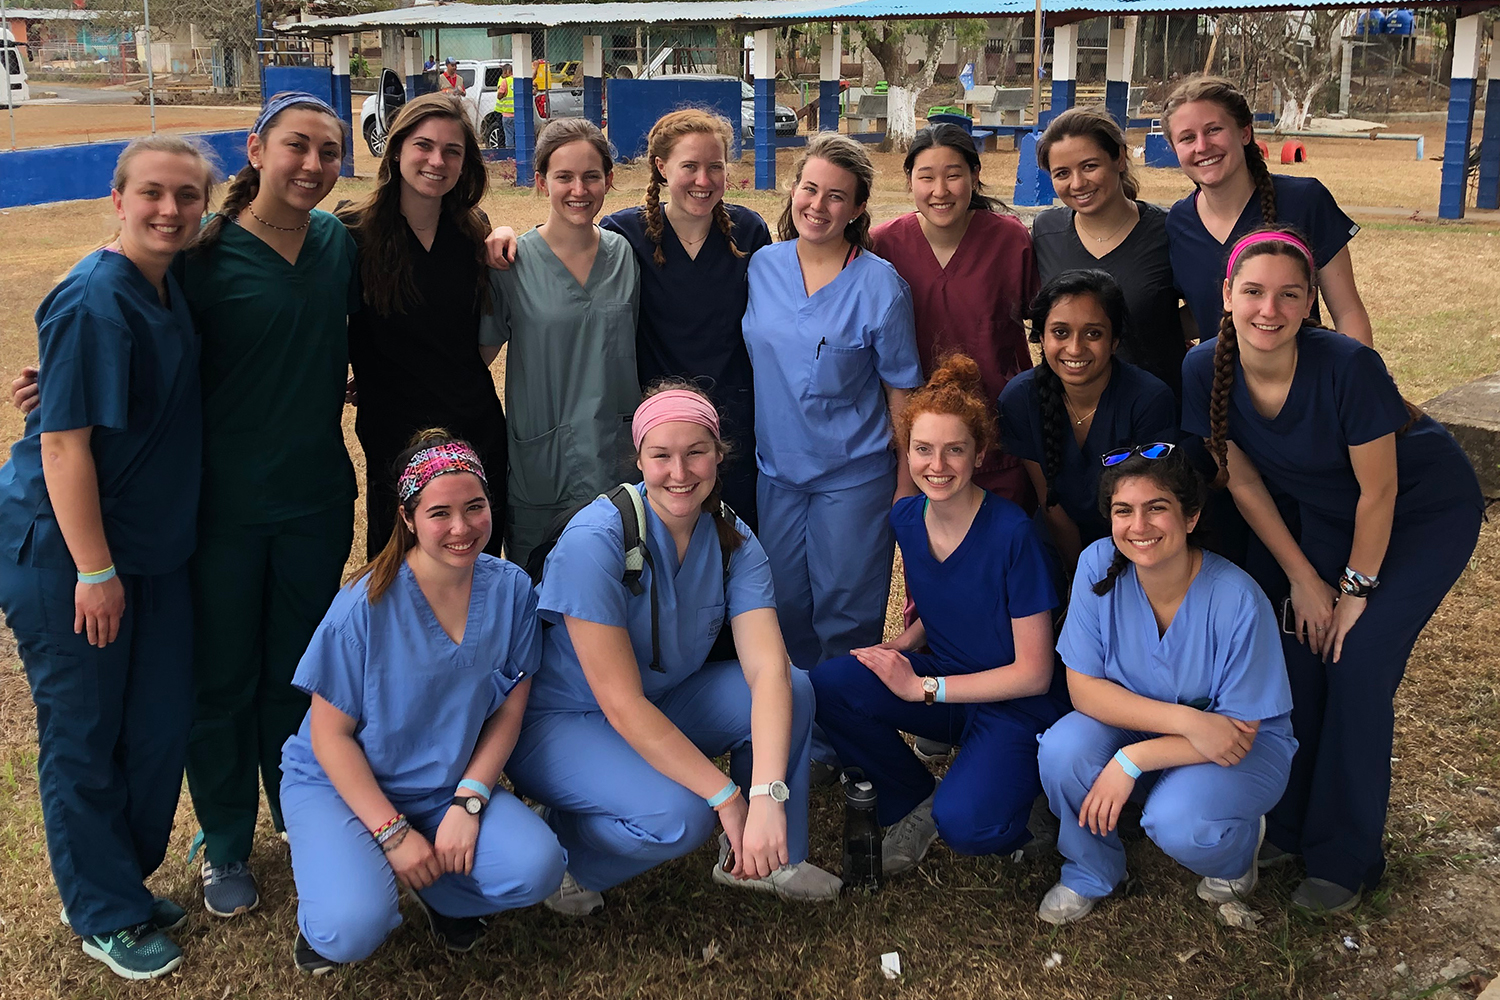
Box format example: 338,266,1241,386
1,69,1486,979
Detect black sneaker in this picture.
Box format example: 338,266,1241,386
408,892,487,953
293,932,340,975
80,921,183,980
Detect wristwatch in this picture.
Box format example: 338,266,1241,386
748,780,790,803
451,794,486,816
922,676,940,705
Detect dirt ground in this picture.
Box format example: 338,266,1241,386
0,102,1498,1000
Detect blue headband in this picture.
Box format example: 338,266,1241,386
252,91,339,140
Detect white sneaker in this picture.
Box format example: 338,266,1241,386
543,871,603,916
882,786,940,876
1197,816,1265,904
710,834,841,902
1037,882,1098,925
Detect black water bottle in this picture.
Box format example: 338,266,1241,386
840,768,883,893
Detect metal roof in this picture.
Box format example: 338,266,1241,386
2,8,110,19
276,0,1496,36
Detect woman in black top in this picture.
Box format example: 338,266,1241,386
1032,107,1189,396
340,94,510,558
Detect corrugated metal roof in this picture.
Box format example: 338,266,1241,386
277,0,1490,36
3,8,110,19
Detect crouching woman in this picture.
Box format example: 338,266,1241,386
279,431,564,972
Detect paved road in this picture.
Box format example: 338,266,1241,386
34,84,138,105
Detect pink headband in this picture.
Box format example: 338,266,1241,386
1226,231,1315,281
397,442,487,504
631,390,720,451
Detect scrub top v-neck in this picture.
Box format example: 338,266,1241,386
1033,201,1186,394
180,209,360,528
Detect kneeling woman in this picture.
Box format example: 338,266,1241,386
811,355,1065,875
280,432,564,972
507,384,842,914
1036,445,1296,925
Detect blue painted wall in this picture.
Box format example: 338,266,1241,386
0,131,251,210
263,65,333,105
607,78,742,162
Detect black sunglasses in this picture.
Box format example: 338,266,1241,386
1101,442,1177,467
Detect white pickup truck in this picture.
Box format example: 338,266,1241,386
360,59,585,155
2,28,31,107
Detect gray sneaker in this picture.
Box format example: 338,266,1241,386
1291,877,1362,915
1037,883,1098,925
912,738,955,763
1197,816,1265,903
882,784,940,876
709,833,842,902
544,871,604,916
201,859,260,918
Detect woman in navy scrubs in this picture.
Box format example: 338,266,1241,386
1161,76,1372,346
811,354,1063,877
998,270,1177,578
1182,227,1482,914
601,109,772,528
0,137,214,980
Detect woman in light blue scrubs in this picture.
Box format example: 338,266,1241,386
280,432,563,972
741,133,923,675
507,384,842,915
1036,445,1295,925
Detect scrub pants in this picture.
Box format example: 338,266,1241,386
507,661,816,893
1268,503,1481,893
811,653,1057,855
1039,711,1295,900
281,780,565,964
756,473,895,670
186,505,354,865
0,564,193,937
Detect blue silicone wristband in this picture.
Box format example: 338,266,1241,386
1113,749,1143,779
934,677,947,704
457,779,492,802
705,780,738,809
77,564,116,585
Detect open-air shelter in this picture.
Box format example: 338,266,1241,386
277,0,1500,219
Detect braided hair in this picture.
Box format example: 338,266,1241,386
1026,269,1130,508
1092,447,1207,596
641,109,746,268
1162,76,1276,222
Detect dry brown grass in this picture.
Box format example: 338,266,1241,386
2,108,1499,1000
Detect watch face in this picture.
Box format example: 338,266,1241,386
464,796,483,814
770,780,790,803
923,677,939,693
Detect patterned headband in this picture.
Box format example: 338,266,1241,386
252,91,340,139
397,442,487,504
1226,231,1315,281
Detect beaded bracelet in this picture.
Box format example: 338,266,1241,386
372,814,407,845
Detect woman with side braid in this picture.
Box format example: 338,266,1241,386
1181,226,1480,915
998,270,1176,579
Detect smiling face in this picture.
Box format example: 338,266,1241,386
908,144,975,231
1109,474,1199,573
539,138,610,226
249,107,343,214
112,150,208,261
907,411,979,503
1224,251,1313,355
397,115,466,201
1167,99,1252,189
1042,292,1117,392
791,156,865,246
404,472,491,571
637,421,722,524
657,130,728,221
1046,134,1128,217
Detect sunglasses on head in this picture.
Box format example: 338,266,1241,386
1101,442,1177,467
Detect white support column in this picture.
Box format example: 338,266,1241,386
331,34,353,177
1440,14,1486,217
511,32,536,186
752,27,776,189
582,33,603,78
402,34,420,99
818,25,841,132
1051,22,1077,117
1104,16,1136,126
582,33,603,127
1339,38,1353,115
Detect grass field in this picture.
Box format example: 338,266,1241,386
1,108,1498,1000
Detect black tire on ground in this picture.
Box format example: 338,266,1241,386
481,113,505,149
364,118,385,158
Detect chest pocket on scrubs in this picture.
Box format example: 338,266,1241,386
597,302,642,414
808,343,868,400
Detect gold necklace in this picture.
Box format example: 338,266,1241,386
1064,396,1098,426
1075,209,1132,244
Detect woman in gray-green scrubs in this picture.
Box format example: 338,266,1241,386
483,118,640,566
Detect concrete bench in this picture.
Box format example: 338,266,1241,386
847,92,887,132
1424,373,1500,499
978,87,1033,127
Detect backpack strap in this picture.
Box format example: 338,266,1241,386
604,484,664,673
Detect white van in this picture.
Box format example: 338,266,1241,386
2,28,30,106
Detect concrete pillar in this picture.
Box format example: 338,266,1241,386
1339,39,1353,116
331,34,354,177
582,34,604,129
1104,17,1137,128
752,27,775,191
403,35,420,101
819,27,841,132
1013,130,1055,207
511,32,535,187
1439,14,1484,219
1478,78,1500,211
1049,23,1077,123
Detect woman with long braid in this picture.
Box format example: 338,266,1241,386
1162,76,1372,346
1181,226,1481,914
998,270,1176,578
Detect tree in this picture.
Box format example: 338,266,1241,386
1220,11,1347,130
857,18,986,151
